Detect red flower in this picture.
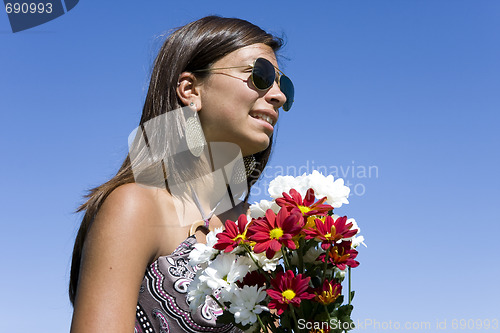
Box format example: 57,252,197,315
314,279,342,305
214,214,249,252
304,215,358,250
318,241,360,270
266,270,315,315
276,188,333,217
248,209,303,259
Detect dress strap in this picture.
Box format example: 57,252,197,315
188,186,221,236
191,188,220,228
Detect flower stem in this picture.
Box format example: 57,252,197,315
348,267,352,305
256,314,267,333
288,304,300,332
310,246,330,319
281,247,291,271
243,243,272,284
321,247,330,282
298,239,305,274
323,304,332,324
209,294,225,311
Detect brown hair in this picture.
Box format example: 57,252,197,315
69,16,283,304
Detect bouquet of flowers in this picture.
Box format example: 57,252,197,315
188,171,365,332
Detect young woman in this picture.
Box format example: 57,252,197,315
69,16,294,333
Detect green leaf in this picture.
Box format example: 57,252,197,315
350,290,355,302
329,305,355,332
334,295,344,307
314,311,331,322
337,304,354,321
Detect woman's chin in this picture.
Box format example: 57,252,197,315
241,137,271,156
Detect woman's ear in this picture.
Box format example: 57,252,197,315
176,72,202,111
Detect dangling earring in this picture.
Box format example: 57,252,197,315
244,155,257,177
185,102,204,157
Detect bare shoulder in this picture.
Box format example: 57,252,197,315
102,182,163,218
90,183,164,252
93,183,186,256
71,183,180,332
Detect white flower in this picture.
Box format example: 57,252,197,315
268,171,350,208
186,271,212,312
228,285,268,326
352,235,367,248
334,267,347,281
304,170,350,208
246,251,282,272
200,253,251,302
249,199,280,218
189,227,223,267
268,175,300,198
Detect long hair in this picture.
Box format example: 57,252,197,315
69,16,283,304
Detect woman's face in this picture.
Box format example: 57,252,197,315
197,43,287,157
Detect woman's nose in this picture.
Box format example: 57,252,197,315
265,81,287,110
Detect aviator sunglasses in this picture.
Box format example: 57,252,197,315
194,57,294,111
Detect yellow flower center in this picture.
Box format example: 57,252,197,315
269,228,284,239
298,205,312,215
282,289,296,301
324,225,337,239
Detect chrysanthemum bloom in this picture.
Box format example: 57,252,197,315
304,170,350,208
189,227,223,267
214,214,250,252
315,279,342,305
266,270,315,315
318,241,360,270
228,285,269,326
199,253,252,303
245,251,282,272
248,209,303,259
249,199,280,218
304,215,358,250
276,188,333,217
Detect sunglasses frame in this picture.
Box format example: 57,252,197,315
192,57,294,111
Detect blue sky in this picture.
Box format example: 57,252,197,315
1,1,499,332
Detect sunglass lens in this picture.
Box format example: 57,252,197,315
252,58,275,90
280,75,294,111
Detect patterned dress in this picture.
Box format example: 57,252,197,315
134,236,242,333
